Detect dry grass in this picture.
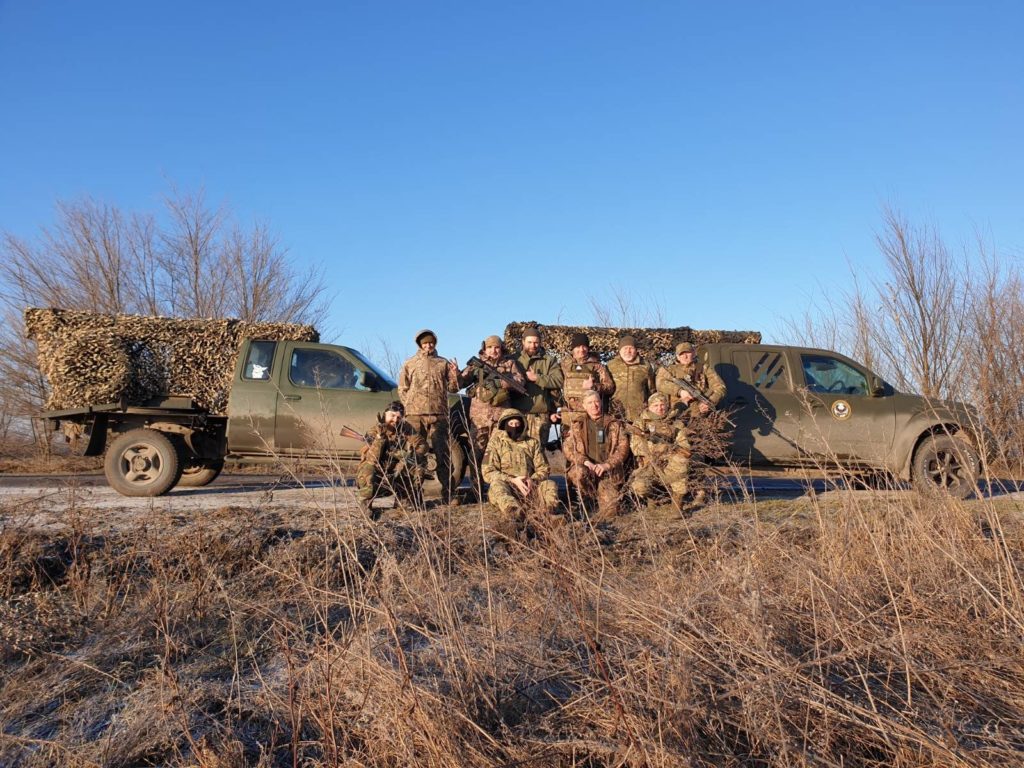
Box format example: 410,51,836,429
1,480,1023,767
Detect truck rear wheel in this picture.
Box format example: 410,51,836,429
177,461,224,488
104,428,183,497
911,434,979,500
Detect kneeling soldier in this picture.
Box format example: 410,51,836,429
482,409,560,520
356,401,428,509
563,390,630,522
629,393,692,509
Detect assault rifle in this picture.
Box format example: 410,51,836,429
465,356,529,396
339,424,370,443
672,377,717,412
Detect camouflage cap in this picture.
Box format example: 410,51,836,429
675,341,695,355
618,334,637,349
648,392,669,407
415,329,437,346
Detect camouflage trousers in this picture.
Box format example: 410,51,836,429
356,459,423,505
407,414,453,502
487,477,559,515
566,465,625,522
629,454,689,504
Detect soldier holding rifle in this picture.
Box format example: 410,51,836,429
656,342,726,418
355,401,428,510
458,335,527,471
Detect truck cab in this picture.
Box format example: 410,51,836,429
226,339,399,459
704,343,984,497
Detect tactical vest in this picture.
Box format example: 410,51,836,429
563,362,600,404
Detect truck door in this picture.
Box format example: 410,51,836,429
226,340,281,454
275,342,398,458
717,348,802,464
794,353,896,466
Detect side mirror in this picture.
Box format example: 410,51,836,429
869,376,885,397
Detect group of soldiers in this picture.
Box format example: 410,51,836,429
356,325,727,525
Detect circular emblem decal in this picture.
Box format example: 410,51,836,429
831,399,852,420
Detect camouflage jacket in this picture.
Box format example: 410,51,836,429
560,354,615,412
511,348,564,415
656,361,727,413
361,420,428,470
398,350,459,416
481,410,551,483
629,408,690,461
562,413,630,470
607,355,655,422
459,355,526,425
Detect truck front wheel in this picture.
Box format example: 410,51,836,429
104,428,183,497
911,434,979,500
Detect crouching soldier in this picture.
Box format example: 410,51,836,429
628,393,694,510
356,401,428,510
563,390,630,522
482,410,560,522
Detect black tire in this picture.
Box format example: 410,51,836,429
911,434,979,500
104,428,183,497
448,436,468,488
177,461,224,488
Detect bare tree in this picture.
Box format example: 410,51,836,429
0,188,330,454
588,284,667,327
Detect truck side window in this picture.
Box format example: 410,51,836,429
243,341,276,380
290,349,358,389
801,355,868,396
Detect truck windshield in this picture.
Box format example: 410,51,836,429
346,348,398,390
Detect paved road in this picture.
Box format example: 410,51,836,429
1,471,1018,503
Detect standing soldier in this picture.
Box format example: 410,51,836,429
398,329,461,504
559,332,615,435
656,342,727,418
510,326,564,448
607,334,655,423
356,401,428,510
628,393,694,510
458,335,526,472
482,409,560,524
563,390,630,522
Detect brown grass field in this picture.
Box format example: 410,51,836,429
2,472,1023,767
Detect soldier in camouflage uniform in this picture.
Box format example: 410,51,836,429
482,409,560,521
458,335,526,470
559,332,615,435
628,392,692,509
607,334,655,423
563,390,631,522
398,329,461,504
656,342,727,418
510,326,564,448
356,400,428,508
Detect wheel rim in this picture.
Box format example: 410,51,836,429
924,448,969,491
118,443,165,486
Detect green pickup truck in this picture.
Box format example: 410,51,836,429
705,343,986,498
43,338,469,497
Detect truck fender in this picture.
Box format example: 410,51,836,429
894,420,974,480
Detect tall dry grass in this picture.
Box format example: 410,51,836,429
1,475,1023,766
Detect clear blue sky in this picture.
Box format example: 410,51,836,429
1,1,1021,367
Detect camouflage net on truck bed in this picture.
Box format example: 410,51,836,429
25,308,318,414
502,322,761,363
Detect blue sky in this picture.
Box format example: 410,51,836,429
1,1,1021,367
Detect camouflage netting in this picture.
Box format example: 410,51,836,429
25,308,319,414
502,322,761,363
